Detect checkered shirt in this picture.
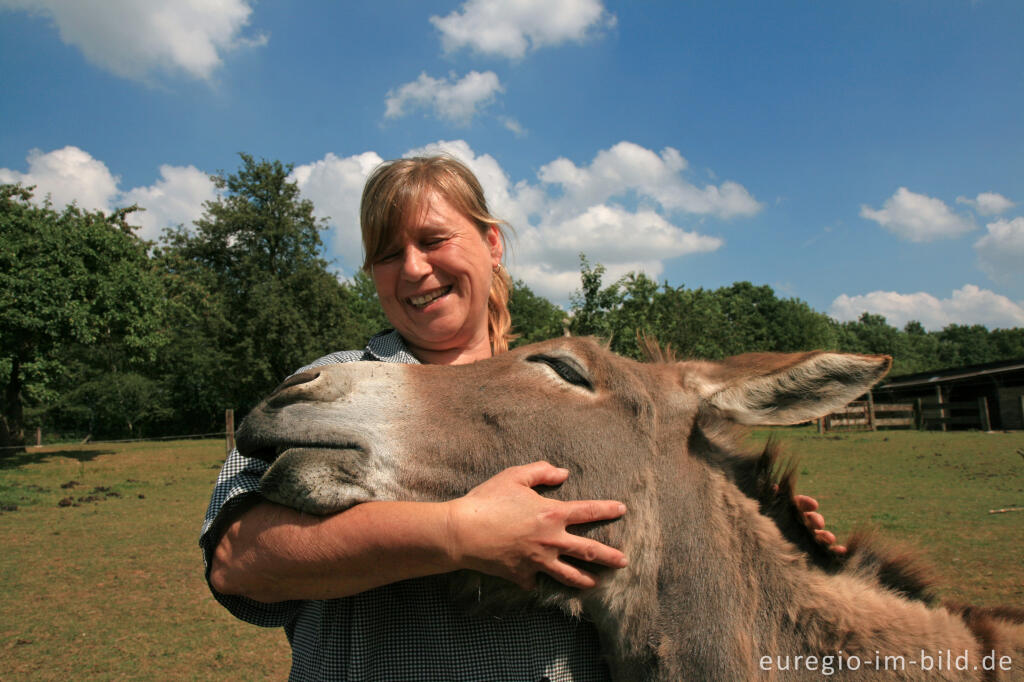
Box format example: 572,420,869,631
200,330,611,681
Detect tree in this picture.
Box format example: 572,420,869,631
989,327,1024,360
335,269,390,351
768,297,839,352
837,313,900,357
568,256,624,341
567,258,664,358
0,184,165,451
157,155,357,422
891,321,940,375
936,324,993,367
509,278,566,346
650,284,729,359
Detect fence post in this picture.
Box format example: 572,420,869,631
36,427,41,446
978,397,991,432
867,391,876,431
225,409,235,456
915,398,923,430
936,387,947,432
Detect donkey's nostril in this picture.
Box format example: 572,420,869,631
273,370,321,395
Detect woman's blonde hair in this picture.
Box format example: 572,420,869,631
360,155,514,354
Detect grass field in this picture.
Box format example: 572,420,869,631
1,429,1022,679
0,440,290,680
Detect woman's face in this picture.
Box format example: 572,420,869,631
370,191,502,362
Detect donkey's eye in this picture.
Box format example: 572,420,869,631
527,354,593,391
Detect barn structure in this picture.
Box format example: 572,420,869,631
872,357,1024,431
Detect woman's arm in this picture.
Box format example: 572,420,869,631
210,461,629,603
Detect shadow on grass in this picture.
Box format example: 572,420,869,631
0,448,115,470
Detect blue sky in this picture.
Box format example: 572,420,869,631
2,0,1022,330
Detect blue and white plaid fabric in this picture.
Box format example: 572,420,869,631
200,330,610,681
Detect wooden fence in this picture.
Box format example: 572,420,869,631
818,396,993,432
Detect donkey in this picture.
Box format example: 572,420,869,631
235,337,1024,681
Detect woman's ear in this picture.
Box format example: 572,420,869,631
486,224,503,266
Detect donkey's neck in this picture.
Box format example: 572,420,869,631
650,470,981,680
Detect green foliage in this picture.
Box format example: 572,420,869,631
509,278,566,346
335,269,390,351
155,154,376,425
0,184,166,449
6,159,1023,445
564,256,1020,373
568,256,841,360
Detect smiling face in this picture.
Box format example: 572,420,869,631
370,192,503,365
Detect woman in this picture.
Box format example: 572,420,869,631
202,156,836,680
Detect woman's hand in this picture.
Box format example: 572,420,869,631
795,494,846,554
444,461,629,591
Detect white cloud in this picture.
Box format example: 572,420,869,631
430,0,614,59
385,71,503,125
537,142,762,220
288,152,386,273
0,146,119,211
120,165,216,241
0,0,266,81
974,217,1024,289
957,192,1015,216
860,187,975,242
513,260,661,303
3,141,752,301
522,204,721,271
403,139,740,303
829,285,1024,331
501,117,527,137
0,146,214,241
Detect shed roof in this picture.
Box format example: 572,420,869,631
879,357,1024,390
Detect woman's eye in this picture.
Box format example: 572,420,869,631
526,355,593,391
376,249,402,264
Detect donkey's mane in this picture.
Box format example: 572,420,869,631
638,334,677,364
723,440,942,604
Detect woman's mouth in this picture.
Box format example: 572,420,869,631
407,285,452,308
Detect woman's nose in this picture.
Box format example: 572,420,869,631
400,246,431,279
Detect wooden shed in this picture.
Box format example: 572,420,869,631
872,357,1024,430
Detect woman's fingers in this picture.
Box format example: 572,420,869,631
794,494,819,513
795,494,847,553
558,533,629,569
563,499,628,526
804,511,825,531
448,462,629,589
541,558,600,590
509,460,570,488
813,529,836,546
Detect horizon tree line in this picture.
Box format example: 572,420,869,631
2,156,1022,449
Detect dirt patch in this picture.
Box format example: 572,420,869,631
56,485,134,507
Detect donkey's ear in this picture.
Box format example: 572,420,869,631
683,351,892,426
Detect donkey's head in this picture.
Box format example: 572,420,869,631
235,337,890,517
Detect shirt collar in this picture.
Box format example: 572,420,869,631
365,329,421,364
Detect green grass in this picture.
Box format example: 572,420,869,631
1,431,1021,678
0,440,290,680
749,427,1024,606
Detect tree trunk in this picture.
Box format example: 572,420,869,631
1,355,27,454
